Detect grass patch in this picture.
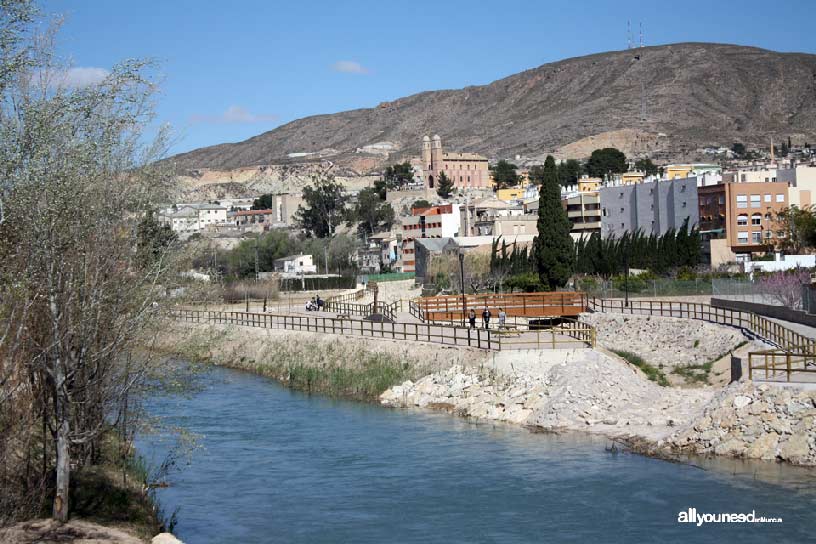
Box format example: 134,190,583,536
611,349,669,386
672,361,713,384
672,340,750,385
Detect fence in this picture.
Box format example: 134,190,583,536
325,288,367,304
589,298,816,353
169,308,595,350
416,292,588,320
579,278,715,299
323,300,398,321
170,308,497,350
748,349,816,382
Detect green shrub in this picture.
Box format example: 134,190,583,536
611,349,669,386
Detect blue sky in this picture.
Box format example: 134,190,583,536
44,0,815,155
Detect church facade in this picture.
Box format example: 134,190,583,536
421,135,490,190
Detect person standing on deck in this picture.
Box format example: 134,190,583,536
498,308,506,329
482,307,491,329
468,309,477,329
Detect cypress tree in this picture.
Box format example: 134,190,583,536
533,155,575,289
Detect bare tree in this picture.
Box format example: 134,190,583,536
0,2,176,523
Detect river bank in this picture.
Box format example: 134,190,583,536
0,431,182,544
157,318,816,467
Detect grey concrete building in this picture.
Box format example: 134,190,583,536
600,177,699,238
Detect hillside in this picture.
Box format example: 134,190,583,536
171,43,816,172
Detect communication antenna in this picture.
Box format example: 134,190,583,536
627,20,632,50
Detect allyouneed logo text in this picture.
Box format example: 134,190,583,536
678,508,782,526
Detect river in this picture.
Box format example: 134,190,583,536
138,365,816,543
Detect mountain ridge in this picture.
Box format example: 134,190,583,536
170,42,816,172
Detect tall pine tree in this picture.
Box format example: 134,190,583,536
437,171,454,199
533,156,574,289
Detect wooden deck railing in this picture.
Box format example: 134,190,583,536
169,309,594,350
415,292,589,320
170,309,497,350
748,349,816,382
588,297,815,353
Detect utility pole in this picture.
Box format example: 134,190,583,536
254,236,259,282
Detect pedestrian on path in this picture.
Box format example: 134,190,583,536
482,307,491,329
468,309,476,329
498,308,506,329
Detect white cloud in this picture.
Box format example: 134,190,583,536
59,67,110,88
331,60,369,74
189,105,278,124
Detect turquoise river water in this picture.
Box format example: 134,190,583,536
138,365,816,543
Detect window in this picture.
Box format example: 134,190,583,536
718,196,725,205
764,194,771,202
737,214,748,226
752,232,762,243
751,214,762,226
680,185,686,192
750,195,761,208
682,201,687,208
765,230,773,239
741,174,746,182
737,232,749,244
736,195,748,209
620,207,625,213
776,194,785,203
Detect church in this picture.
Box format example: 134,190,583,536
421,135,490,190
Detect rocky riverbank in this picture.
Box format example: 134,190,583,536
658,381,816,465
380,349,714,442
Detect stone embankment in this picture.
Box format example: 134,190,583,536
381,350,714,442
660,381,816,465
0,520,183,543
579,312,747,369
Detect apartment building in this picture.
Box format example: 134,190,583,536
562,191,602,236
600,177,699,237
159,203,229,234
399,203,461,272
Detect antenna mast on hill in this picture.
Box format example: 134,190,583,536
627,20,632,49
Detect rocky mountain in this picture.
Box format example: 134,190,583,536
170,43,816,172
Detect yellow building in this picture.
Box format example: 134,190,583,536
621,172,646,185
665,165,694,180
496,187,525,201
577,177,602,192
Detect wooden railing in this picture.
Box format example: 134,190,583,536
589,298,816,353
170,309,497,350
323,300,398,321
416,292,589,320
748,349,816,382
325,288,367,304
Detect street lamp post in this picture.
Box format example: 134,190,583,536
459,251,467,326
624,251,630,308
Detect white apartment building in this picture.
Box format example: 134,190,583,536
160,203,228,234
400,203,460,272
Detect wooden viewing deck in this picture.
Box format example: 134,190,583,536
415,292,589,321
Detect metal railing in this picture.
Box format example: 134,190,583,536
325,288,367,304
748,349,816,382
170,308,497,350
589,297,815,353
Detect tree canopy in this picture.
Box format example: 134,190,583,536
491,160,520,189
436,171,454,199
252,194,275,210
295,173,348,237
634,158,658,176
532,156,574,289
586,148,627,179
350,187,395,236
